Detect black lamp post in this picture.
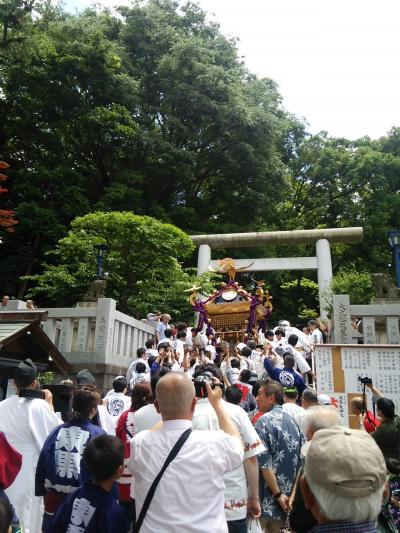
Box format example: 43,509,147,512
387,230,400,288
93,244,108,279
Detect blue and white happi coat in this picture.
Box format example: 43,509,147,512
35,420,106,497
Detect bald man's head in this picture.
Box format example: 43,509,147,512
350,396,364,415
155,373,196,421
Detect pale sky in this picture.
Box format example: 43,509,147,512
65,0,400,140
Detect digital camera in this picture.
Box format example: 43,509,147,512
358,376,372,385
193,372,223,398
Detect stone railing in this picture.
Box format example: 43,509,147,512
332,295,400,344
0,298,155,389
40,299,155,368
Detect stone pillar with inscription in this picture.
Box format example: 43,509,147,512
93,298,116,358
316,239,333,319
332,294,353,344
386,316,400,344
362,316,376,344
91,298,117,389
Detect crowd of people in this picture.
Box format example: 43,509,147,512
0,313,399,533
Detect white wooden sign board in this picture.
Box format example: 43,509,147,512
314,344,400,429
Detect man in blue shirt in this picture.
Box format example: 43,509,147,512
155,313,171,343
255,382,304,533
264,353,307,396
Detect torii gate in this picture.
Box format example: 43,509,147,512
190,227,363,319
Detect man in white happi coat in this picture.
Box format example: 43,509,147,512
0,359,60,533
192,371,264,531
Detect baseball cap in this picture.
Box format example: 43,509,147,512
317,394,332,406
302,426,386,498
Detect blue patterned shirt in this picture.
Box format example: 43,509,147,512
255,405,304,520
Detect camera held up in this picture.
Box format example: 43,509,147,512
18,388,45,400
193,372,223,398
358,376,372,385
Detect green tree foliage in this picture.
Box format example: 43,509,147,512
0,0,35,48
279,277,319,324
0,0,399,321
117,0,289,232
330,268,374,305
0,0,290,299
0,6,139,297
283,132,400,272
25,211,217,319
